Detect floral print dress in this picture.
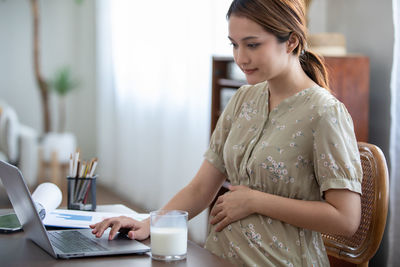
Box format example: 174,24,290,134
204,81,362,267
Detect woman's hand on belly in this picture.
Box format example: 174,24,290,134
209,185,255,232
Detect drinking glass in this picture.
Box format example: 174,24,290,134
150,210,188,261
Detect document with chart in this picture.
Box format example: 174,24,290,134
43,209,150,228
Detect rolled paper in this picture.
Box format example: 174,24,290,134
32,183,62,219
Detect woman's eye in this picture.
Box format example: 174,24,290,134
247,43,260,49
230,42,238,49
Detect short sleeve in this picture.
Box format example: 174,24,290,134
204,86,245,174
313,102,362,197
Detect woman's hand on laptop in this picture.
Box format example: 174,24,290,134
90,216,150,241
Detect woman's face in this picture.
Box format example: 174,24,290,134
228,15,289,85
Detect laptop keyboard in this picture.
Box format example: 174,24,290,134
48,230,109,254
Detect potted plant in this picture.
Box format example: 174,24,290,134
29,0,82,167
50,66,79,133
40,66,79,177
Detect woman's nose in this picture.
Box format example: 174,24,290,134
234,47,250,67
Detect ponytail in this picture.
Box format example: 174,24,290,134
299,50,330,92
227,0,330,91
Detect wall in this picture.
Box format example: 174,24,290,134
325,0,393,162
310,0,393,266
0,0,96,160
327,2,393,265
308,0,327,34
309,0,393,165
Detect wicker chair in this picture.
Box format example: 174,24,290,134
322,142,389,267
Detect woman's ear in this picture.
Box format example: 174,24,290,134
286,33,299,54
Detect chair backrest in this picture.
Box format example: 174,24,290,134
321,142,389,266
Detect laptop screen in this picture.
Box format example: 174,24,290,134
0,161,57,257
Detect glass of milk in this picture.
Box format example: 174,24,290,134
150,210,188,261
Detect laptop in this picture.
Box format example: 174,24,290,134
0,160,150,259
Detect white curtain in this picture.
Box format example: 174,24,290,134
389,0,400,266
96,0,232,244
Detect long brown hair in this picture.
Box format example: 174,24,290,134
227,0,330,91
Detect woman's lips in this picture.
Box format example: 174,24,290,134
243,68,257,75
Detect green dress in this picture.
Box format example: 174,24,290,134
204,81,362,267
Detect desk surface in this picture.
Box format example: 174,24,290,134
0,209,234,267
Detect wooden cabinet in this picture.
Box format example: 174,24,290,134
210,55,369,142
323,56,369,142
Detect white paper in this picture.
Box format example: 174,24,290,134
30,183,149,228
43,209,149,228
32,182,62,215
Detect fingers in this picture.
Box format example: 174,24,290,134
210,208,233,232
215,217,231,232
132,218,151,240
108,221,122,240
127,231,135,240
128,226,148,241
90,216,150,241
210,203,223,216
91,216,135,239
210,210,225,225
90,222,104,235
229,185,247,191
92,218,114,238
210,195,224,216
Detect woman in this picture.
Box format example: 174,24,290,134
91,0,362,265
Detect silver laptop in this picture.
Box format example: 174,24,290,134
0,160,150,259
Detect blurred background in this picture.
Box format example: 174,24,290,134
0,0,398,266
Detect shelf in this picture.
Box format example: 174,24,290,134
211,56,369,142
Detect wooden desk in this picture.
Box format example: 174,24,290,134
0,209,234,267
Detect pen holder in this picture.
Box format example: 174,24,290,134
67,176,97,211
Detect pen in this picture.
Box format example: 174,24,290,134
69,154,73,177
73,160,81,201
84,161,91,178
79,161,86,178
79,159,95,201
83,181,91,204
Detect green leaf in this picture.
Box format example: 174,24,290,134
50,66,80,96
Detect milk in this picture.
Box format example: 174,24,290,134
151,227,188,256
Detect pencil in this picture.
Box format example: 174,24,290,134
88,158,98,178
69,154,73,177
72,149,80,178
